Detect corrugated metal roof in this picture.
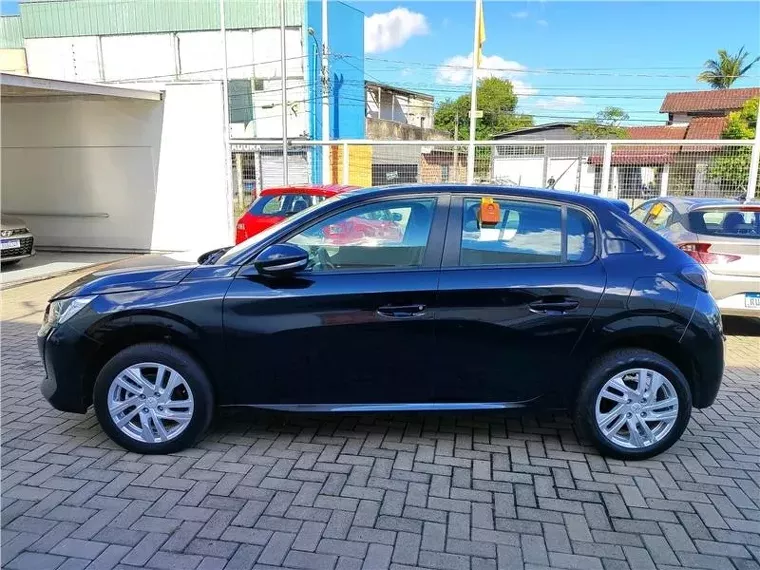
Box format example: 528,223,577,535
0,16,24,48
20,0,303,39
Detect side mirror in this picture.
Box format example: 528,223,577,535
253,243,309,276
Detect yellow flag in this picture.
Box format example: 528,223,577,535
476,0,486,67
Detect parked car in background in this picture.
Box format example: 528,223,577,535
1,214,35,266
40,184,723,460
235,184,358,243
630,197,760,317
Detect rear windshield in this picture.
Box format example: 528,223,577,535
687,209,760,239
249,193,327,217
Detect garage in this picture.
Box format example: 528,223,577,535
1,73,232,255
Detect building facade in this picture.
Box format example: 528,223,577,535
1,0,365,188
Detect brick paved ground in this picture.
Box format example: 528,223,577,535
2,272,759,570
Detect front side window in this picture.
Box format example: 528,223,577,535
250,193,326,217
287,198,436,271
460,198,595,266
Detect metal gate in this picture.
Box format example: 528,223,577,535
260,150,309,189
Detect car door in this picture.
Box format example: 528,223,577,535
434,194,606,405
223,194,449,409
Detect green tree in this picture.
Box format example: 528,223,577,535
571,107,630,139
709,98,758,195
434,77,533,140
697,47,760,89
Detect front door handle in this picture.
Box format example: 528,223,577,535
528,299,580,314
377,304,426,318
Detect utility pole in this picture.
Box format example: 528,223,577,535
219,0,234,237
280,0,288,185
453,112,459,182
321,0,330,184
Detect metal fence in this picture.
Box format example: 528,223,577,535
230,139,758,213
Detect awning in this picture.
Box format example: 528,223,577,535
1,72,162,101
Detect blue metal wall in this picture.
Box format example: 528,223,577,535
306,0,365,181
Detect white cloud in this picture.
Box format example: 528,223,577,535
511,11,529,19
365,8,430,54
534,96,584,110
436,53,537,96
537,19,548,26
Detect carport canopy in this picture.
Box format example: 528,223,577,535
1,73,167,252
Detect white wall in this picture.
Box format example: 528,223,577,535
366,86,434,129
25,28,306,139
492,157,544,187
1,82,231,252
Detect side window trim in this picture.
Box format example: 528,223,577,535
442,195,598,269
243,193,451,273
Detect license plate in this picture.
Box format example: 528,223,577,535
746,293,760,309
1,239,20,250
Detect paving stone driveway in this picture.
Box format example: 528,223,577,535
2,272,759,570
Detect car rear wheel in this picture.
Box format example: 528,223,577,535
93,343,213,454
575,348,692,460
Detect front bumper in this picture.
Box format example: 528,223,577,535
1,233,35,262
38,322,101,414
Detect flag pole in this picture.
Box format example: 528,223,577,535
466,0,481,185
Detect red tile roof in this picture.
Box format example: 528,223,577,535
684,116,728,139
660,87,760,114
625,125,688,140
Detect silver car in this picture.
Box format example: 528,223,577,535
0,214,35,266
630,197,760,317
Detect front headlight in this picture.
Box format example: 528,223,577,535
43,296,96,327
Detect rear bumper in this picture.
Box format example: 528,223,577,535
708,273,760,317
682,292,725,409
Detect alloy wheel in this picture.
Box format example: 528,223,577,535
107,362,194,444
594,368,679,449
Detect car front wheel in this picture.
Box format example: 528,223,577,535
575,348,692,460
93,343,213,454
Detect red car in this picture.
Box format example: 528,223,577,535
235,185,357,244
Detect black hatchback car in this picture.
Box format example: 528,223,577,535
39,185,724,459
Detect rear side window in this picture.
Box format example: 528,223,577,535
644,202,673,230
250,193,327,216
687,209,760,238
460,198,595,266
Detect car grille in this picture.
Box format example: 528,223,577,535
1,236,34,258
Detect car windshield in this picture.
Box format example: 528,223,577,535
687,208,760,239
216,192,351,264
249,193,327,217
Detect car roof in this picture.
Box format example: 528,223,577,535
342,184,631,212
260,184,359,197
654,196,745,214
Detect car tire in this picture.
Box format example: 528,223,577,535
574,348,692,460
93,343,214,454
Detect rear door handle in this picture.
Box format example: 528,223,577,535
528,299,579,314
377,304,426,318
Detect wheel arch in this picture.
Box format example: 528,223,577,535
584,328,700,406
83,315,216,409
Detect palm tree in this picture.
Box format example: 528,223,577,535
698,47,760,89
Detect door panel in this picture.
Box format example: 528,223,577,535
224,271,440,406
435,264,606,403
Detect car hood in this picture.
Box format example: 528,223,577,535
1,214,27,230
51,253,202,300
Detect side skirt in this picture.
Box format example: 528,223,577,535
220,402,533,413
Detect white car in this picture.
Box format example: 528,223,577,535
1,214,35,266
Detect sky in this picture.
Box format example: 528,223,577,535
359,0,760,125
2,0,759,125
